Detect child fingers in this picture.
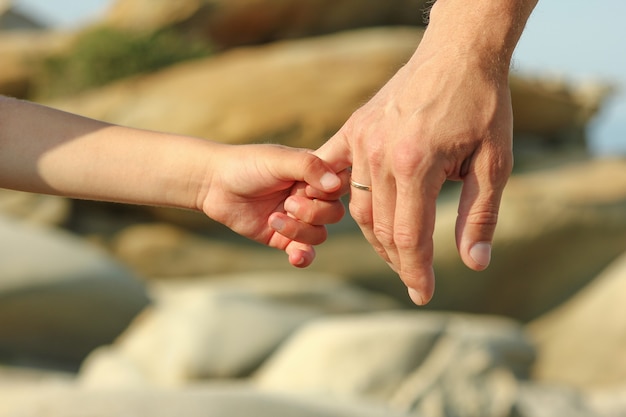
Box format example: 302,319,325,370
269,212,328,245
283,195,345,225
285,242,316,268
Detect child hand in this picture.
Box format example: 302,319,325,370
201,144,348,267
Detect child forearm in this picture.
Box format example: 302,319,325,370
0,96,210,211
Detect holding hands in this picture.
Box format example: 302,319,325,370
200,143,348,267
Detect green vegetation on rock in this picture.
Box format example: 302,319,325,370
35,27,213,99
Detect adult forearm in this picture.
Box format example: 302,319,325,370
0,96,210,210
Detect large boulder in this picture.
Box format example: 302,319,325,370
104,0,429,48
526,250,626,389
45,27,606,152
78,273,400,386
0,189,70,227
0,215,149,367
510,76,612,145
514,383,601,417
47,27,423,150
0,385,412,417
255,311,534,416
111,223,300,278
79,286,318,385
255,311,447,401
428,157,626,321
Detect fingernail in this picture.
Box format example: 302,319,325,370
293,254,305,266
283,198,299,214
470,242,491,267
320,172,340,191
270,216,285,232
408,288,425,306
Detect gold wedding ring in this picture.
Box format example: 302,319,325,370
350,179,372,192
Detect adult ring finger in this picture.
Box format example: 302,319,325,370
350,178,372,192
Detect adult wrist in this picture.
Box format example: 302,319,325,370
426,0,537,78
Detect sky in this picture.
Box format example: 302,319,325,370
12,0,626,155
13,0,111,28
512,0,626,155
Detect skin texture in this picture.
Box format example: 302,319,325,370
0,96,347,267
306,0,539,305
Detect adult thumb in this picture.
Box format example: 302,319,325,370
298,152,342,193
314,131,353,173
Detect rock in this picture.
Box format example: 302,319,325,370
111,223,284,278
47,27,423,150
0,189,70,226
79,272,400,387
0,30,75,97
197,271,402,314
510,76,613,142
255,311,445,402
526,250,626,389
104,0,429,48
110,222,397,290
45,26,605,154
427,157,626,321
586,385,626,417
79,281,321,386
0,214,149,367
389,314,534,417
513,383,597,417
77,345,149,387
255,311,534,415
0,385,413,417
0,364,74,389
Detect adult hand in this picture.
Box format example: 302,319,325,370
201,144,348,267
314,30,515,305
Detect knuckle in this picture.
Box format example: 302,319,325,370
349,204,372,227
365,137,386,162
390,141,443,185
326,201,346,224
373,223,395,248
391,142,422,176
279,219,299,240
478,145,514,183
295,202,316,225
393,229,420,252
295,225,327,246
299,210,316,225
301,153,323,175
310,227,328,245
465,208,499,227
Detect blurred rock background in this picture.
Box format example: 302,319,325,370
1,0,626,416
